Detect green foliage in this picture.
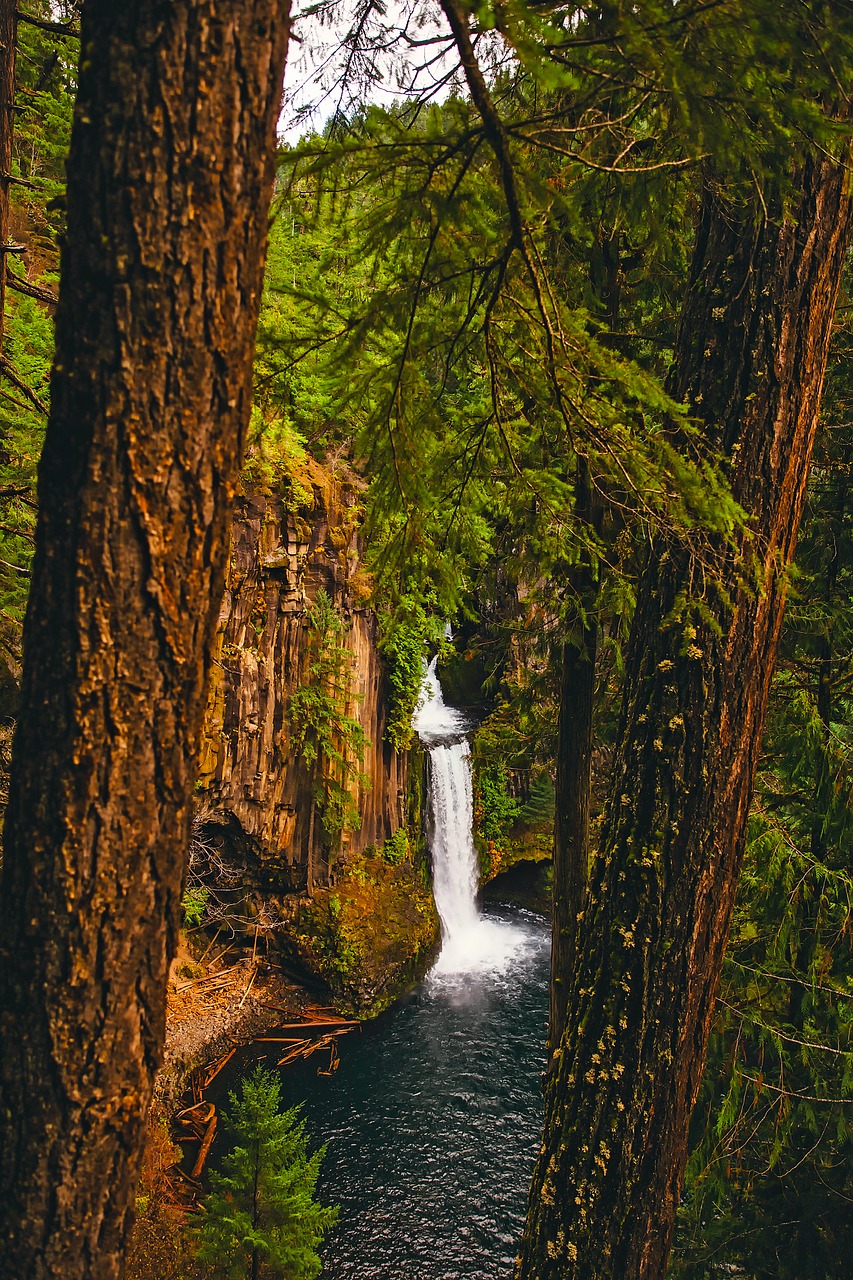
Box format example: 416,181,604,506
675,813,853,1278
382,827,409,865
192,1066,337,1280
517,771,556,827
290,855,439,1015
475,765,520,842
241,407,314,511
378,592,446,752
0,289,49,636
288,589,368,843
180,885,209,929
11,3,75,251
0,6,76,656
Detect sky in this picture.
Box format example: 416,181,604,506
280,0,459,142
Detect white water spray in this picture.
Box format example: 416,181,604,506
414,657,530,976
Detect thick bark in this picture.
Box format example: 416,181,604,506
550,233,615,1051
550,459,600,1052
0,4,290,1278
518,158,852,1280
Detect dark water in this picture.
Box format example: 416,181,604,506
271,904,550,1280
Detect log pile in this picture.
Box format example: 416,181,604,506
163,1003,358,1206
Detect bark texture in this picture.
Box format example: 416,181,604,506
518,158,852,1280
0,4,290,1277
550,459,600,1052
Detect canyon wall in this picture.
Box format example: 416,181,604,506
198,459,408,887
195,459,438,1013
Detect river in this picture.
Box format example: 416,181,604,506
278,903,549,1279
221,659,552,1279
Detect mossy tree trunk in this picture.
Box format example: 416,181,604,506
550,457,600,1053
550,229,616,1052
0,4,289,1278
518,158,852,1280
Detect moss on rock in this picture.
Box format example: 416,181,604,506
282,851,440,1017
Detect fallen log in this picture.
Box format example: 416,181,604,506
317,1041,340,1076
267,1020,359,1037
254,1037,312,1044
190,1114,218,1181
175,1100,215,1131
190,1067,206,1105
276,1032,347,1068
275,1039,314,1067
203,1047,236,1089
175,963,240,993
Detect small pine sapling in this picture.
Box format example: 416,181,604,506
191,1066,337,1280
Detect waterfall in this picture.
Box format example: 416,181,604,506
415,657,528,976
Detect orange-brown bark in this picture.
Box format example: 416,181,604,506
0,4,290,1277
519,160,853,1280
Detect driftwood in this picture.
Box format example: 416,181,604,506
190,1115,218,1181
254,1036,311,1044
237,965,258,1010
175,1100,215,1131
175,963,240,993
275,1031,348,1068
267,1019,359,1037
275,1038,315,1067
317,1041,340,1076
202,1048,236,1090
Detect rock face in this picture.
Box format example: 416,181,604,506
200,462,405,884
196,461,439,1012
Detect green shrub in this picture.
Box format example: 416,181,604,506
383,827,409,865
181,885,209,929
379,594,446,753
476,765,520,841
192,1066,337,1280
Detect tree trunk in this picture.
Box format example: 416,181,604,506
0,4,290,1278
518,157,852,1280
0,0,16,357
550,229,615,1052
550,459,600,1053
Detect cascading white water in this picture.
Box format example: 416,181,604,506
414,657,530,976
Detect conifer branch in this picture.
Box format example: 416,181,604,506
5,268,56,306
15,10,79,40
0,357,48,415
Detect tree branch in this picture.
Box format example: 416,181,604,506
6,268,56,306
15,9,79,39
0,357,48,415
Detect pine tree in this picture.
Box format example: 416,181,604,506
192,1067,337,1280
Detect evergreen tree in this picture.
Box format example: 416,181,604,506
192,1067,337,1280
672,295,853,1280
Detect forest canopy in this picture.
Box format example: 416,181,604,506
0,3,852,1280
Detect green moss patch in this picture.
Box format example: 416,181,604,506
283,853,440,1018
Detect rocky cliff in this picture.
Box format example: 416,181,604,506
195,456,439,1013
